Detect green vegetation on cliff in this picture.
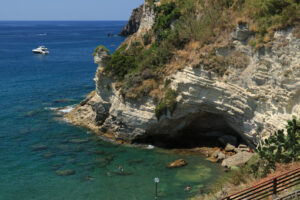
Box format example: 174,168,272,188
93,45,110,56
155,88,177,119
104,44,138,78
252,116,300,177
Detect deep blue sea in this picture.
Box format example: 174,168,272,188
0,21,224,200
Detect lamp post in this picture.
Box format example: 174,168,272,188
154,177,159,199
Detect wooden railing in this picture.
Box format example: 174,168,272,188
222,167,300,200
275,189,300,200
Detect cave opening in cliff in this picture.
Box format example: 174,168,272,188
133,112,245,149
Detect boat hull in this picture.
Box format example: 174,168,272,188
32,50,49,54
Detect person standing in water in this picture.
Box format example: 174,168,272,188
118,165,124,173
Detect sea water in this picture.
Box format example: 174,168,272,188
0,21,224,200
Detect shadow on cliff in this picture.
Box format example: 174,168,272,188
133,112,245,149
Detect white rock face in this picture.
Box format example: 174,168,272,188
169,28,300,144
136,3,156,35
66,27,300,145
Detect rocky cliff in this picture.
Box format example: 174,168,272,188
119,5,143,36
66,1,300,147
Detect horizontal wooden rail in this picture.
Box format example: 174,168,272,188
275,189,300,200
222,167,300,200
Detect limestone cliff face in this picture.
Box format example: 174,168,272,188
170,28,300,144
119,5,143,36
66,4,300,146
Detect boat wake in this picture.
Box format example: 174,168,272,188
36,33,47,36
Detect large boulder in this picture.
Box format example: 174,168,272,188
167,159,187,168
212,150,226,162
225,144,236,152
234,144,250,153
221,152,253,168
91,102,110,126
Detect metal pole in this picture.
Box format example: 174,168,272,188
154,177,159,200
155,182,158,200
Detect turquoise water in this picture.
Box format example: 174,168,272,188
0,21,224,200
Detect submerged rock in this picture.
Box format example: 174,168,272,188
53,99,75,103
43,152,55,158
76,162,93,167
51,163,64,170
88,150,107,155
128,159,143,165
167,159,187,168
72,146,84,152
221,152,253,168
69,138,90,144
55,169,75,176
56,144,70,151
94,155,115,168
31,144,48,151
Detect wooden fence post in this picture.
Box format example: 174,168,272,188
273,178,277,199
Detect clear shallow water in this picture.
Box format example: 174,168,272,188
0,21,224,200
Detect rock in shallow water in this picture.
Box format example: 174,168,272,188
221,152,253,168
212,150,226,162
167,159,187,168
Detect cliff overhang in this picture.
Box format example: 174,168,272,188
65,0,300,148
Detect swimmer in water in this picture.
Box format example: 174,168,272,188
87,176,95,180
185,185,191,191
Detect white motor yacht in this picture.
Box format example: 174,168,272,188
32,46,49,54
